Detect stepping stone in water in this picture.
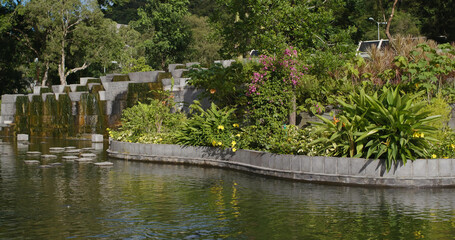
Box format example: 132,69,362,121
50,162,63,166
62,156,78,161
80,153,97,159
64,149,80,155
75,158,94,163
41,154,58,160
27,151,41,156
65,146,76,150
24,160,40,165
81,147,95,152
39,165,53,168
49,147,65,153
94,162,113,167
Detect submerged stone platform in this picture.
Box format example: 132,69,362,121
107,140,455,187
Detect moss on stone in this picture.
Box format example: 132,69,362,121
76,85,89,92
175,65,187,70
56,94,74,137
90,84,104,94
29,95,44,136
112,75,130,82
157,72,172,83
39,87,52,94
14,96,29,134
126,82,163,108
87,78,101,84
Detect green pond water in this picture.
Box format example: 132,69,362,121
1,137,455,239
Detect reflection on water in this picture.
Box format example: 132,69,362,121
1,137,455,239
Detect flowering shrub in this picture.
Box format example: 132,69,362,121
247,47,306,96
429,130,455,159
243,47,307,149
175,102,241,150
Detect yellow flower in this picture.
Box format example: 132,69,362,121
444,156,449,159
159,138,163,142
432,154,437,159
232,148,237,152
236,134,241,137
413,132,424,138
212,140,217,146
218,141,223,146
218,125,224,130
231,141,236,146
233,123,239,128
451,144,455,149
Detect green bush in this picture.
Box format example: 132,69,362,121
121,57,154,74
175,102,241,150
429,129,455,159
421,93,452,130
187,61,260,117
109,93,186,144
311,87,440,171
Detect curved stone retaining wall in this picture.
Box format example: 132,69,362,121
107,140,455,187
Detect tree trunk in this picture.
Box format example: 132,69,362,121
59,34,66,85
41,61,49,87
385,0,399,40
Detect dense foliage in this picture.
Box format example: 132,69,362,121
175,102,241,150
3,0,455,170
108,91,185,144
311,87,440,171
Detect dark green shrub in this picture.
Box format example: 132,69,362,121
175,102,240,150
109,91,185,144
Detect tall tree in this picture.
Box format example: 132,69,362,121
210,0,354,57
36,0,123,85
403,0,455,42
0,1,30,94
98,0,146,24
2,0,53,86
133,0,192,70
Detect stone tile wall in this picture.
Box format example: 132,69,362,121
107,140,455,187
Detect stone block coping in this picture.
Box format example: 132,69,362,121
107,140,455,187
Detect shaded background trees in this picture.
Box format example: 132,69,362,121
1,0,454,94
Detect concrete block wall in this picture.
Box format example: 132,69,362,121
0,60,221,133
107,140,455,187
1,94,24,124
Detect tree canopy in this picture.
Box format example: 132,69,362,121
0,0,454,93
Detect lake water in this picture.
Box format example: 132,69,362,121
1,137,455,239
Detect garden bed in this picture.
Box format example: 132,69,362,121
108,140,455,187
